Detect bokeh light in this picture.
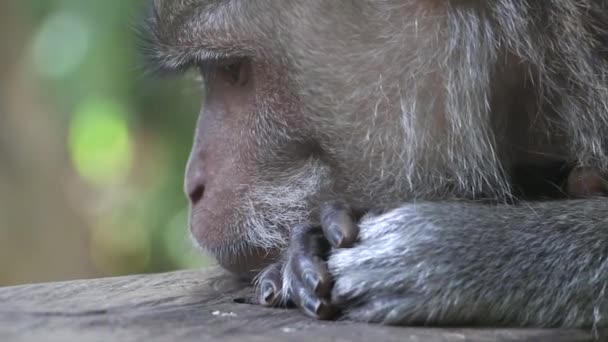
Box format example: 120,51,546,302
31,10,90,79
69,98,133,187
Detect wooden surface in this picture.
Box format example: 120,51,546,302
0,267,599,342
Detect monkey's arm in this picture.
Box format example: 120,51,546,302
260,198,608,327
331,198,608,327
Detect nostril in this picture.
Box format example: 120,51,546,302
188,184,205,204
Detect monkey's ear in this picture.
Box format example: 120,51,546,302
138,0,265,73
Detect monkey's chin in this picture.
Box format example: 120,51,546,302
188,218,281,279
197,239,280,280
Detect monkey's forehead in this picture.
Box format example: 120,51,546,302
147,0,273,43
143,0,270,72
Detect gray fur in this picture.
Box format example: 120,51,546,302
145,0,608,329
330,199,608,328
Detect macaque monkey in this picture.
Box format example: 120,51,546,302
144,0,608,328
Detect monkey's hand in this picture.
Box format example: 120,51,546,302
260,199,608,327
255,203,360,320
326,200,608,326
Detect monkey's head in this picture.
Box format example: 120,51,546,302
145,0,506,276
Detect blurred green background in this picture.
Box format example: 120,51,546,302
0,0,212,286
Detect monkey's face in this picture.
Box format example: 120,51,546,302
183,59,328,275
150,0,439,275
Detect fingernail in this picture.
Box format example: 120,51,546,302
262,283,275,304
304,273,321,292
328,224,344,247
304,298,323,316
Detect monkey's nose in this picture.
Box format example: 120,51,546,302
187,183,205,204
186,169,206,204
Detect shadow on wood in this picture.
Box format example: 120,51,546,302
0,267,599,341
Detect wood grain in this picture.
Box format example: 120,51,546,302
0,267,598,341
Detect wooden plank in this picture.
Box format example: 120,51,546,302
0,267,598,342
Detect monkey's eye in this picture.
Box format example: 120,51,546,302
221,61,250,86
199,59,251,87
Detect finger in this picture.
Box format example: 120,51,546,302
256,263,283,307
289,224,333,297
321,203,359,248
290,278,337,320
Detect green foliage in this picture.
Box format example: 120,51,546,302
14,0,208,277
